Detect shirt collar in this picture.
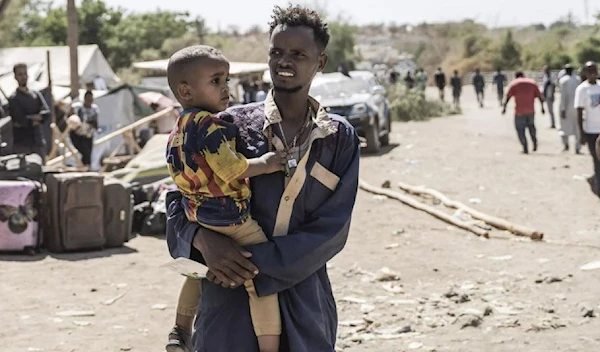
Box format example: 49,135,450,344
263,89,337,136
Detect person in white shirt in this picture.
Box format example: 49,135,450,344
559,64,581,153
574,61,600,196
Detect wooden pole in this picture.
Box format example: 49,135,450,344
359,180,489,238
66,0,79,99
46,50,56,124
396,181,544,240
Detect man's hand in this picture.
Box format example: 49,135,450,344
27,114,43,122
193,228,258,288
560,110,566,119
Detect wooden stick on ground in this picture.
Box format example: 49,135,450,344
359,179,489,238
396,181,544,241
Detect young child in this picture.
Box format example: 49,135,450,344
164,45,285,352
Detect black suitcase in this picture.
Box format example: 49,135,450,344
103,178,135,247
0,153,43,181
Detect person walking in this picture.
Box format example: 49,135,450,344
502,71,545,154
434,67,446,101
558,64,581,153
473,68,485,108
492,68,507,107
575,61,600,197
450,70,462,108
542,65,557,128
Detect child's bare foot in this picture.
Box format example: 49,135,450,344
166,326,191,352
257,335,279,352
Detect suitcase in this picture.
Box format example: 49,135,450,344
0,180,42,253
103,178,135,247
0,153,43,181
43,172,105,252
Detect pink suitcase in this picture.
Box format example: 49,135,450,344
0,180,41,253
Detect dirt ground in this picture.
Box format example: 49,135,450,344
1,87,599,352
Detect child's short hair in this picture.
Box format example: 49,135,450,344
167,45,226,98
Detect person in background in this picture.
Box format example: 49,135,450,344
558,64,581,153
542,65,556,128
574,61,600,197
450,70,462,108
473,68,485,108
7,63,50,160
389,70,399,84
492,68,507,107
434,67,446,101
404,71,415,89
255,82,268,102
416,68,427,92
70,90,99,168
502,71,545,154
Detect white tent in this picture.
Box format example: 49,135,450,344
0,44,120,104
132,59,268,77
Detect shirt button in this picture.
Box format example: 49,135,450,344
284,196,290,201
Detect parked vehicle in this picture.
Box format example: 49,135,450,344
310,71,391,153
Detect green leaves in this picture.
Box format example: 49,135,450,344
2,0,203,70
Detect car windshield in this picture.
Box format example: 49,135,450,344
310,76,372,99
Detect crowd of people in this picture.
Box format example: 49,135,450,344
0,63,101,168
387,63,600,198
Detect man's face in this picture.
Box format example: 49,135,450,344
177,58,230,113
14,67,28,87
84,95,93,106
586,64,598,80
268,25,326,94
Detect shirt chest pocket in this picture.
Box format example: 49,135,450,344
302,161,340,214
309,162,340,191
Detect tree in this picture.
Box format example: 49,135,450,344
576,37,600,65
324,20,357,73
9,0,202,70
492,30,522,69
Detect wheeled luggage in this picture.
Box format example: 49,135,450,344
103,178,135,247
43,172,105,252
0,180,41,253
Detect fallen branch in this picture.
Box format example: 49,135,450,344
396,181,543,241
359,179,489,238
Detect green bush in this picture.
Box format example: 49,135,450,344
387,85,459,122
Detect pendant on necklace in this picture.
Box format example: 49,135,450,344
287,157,298,168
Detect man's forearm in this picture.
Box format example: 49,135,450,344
577,109,584,137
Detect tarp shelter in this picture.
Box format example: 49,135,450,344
132,59,269,102
111,133,170,185
81,84,173,171
0,44,120,105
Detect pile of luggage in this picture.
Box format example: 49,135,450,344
0,153,136,254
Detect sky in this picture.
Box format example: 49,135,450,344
92,0,598,31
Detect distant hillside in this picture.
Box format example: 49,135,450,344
215,19,600,78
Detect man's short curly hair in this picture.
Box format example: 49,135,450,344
268,4,330,51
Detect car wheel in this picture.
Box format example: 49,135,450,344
380,116,391,146
365,119,381,154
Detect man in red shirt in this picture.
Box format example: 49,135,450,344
502,71,546,154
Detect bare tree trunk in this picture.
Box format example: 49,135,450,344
0,0,11,18
67,0,79,99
